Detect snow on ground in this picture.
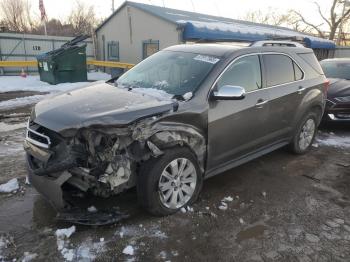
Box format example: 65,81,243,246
0,72,111,110
116,224,167,240
0,178,19,193
87,71,111,81
123,245,134,256
0,94,47,110
55,226,76,261
21,252,38,262
74,238,105,261
317,133,350,148
0,122,26,132
0,72,110,93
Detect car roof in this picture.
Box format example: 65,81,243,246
164,43,310,58
164,44,244,57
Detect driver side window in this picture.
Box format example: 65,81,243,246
217,55,262,92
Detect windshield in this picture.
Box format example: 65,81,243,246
116,50,219,97
321,61,350,79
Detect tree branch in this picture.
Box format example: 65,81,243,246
314,1,332,28
292,10,325,38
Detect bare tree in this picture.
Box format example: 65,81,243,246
242,8,291,26
68,0,98,36
291,0,350,40
0,0,38,32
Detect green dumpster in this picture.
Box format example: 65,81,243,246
37,36,88,85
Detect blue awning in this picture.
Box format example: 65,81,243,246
180,21,336,50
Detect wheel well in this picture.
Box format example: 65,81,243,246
310,105,323,124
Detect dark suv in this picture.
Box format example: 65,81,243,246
24,41,327,216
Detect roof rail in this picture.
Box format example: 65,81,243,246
250,40,305,48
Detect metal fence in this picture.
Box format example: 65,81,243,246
333,46,350,59
0,32,95,75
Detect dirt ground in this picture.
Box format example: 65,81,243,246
0,93,349,262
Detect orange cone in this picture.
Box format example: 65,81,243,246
20,68,27,78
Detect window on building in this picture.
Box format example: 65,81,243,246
217,55,262,92
263,54,295,86
143,40,159,59
107,41,119,61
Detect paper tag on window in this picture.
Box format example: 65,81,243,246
194,55,220,64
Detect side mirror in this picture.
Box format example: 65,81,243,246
212,85,246,100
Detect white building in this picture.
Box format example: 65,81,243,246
95,1,335,65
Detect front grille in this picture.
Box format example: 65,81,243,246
25,121,51,148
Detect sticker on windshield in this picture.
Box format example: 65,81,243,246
193,55,220,64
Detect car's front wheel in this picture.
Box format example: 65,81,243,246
289,111,319,154
137,147,202,216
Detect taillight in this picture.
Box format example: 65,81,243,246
323,79,330,95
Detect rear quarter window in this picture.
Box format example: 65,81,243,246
298,53,324,75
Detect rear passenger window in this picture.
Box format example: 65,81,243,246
293,62,304,80
263,54,295,86
217,55,262,92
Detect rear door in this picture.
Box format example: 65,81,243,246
261,53,305,141
207,54,270,171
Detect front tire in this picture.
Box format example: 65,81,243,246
137,147,203,216
289,111,319,154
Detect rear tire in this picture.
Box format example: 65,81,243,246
137,147,203,216
289,111,319,154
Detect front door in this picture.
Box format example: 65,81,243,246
207,54,270,172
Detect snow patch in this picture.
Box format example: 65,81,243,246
0,178,19,193
55,226,76,240
0,122,26,132
0,72,109,92
130,87,173,101
183,92,193,101
74,239,105,261
87,206,98,213
21,252,38,262
0,94,48,110
116,225,167,240
218,202,228,210
87,71,111,81
222,196,233,202
317,134,350,148
123,245,134,256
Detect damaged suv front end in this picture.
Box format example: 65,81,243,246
24,49,211,212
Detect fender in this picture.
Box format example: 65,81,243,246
292,87,326,129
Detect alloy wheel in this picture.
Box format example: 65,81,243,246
158,158,197,209
298,118,316,151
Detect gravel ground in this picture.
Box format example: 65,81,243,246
0,92,349,262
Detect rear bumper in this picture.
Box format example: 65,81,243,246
26,154,71,210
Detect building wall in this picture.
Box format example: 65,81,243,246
0,33,94,74
96,5,181,64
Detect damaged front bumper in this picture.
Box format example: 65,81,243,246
26,153,72,210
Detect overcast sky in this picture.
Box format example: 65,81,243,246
29,0,333,26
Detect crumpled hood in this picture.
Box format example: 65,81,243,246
33,82,177,135
328,78,350,98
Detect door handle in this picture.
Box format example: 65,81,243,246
255,99,268,107
298,86,306,94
